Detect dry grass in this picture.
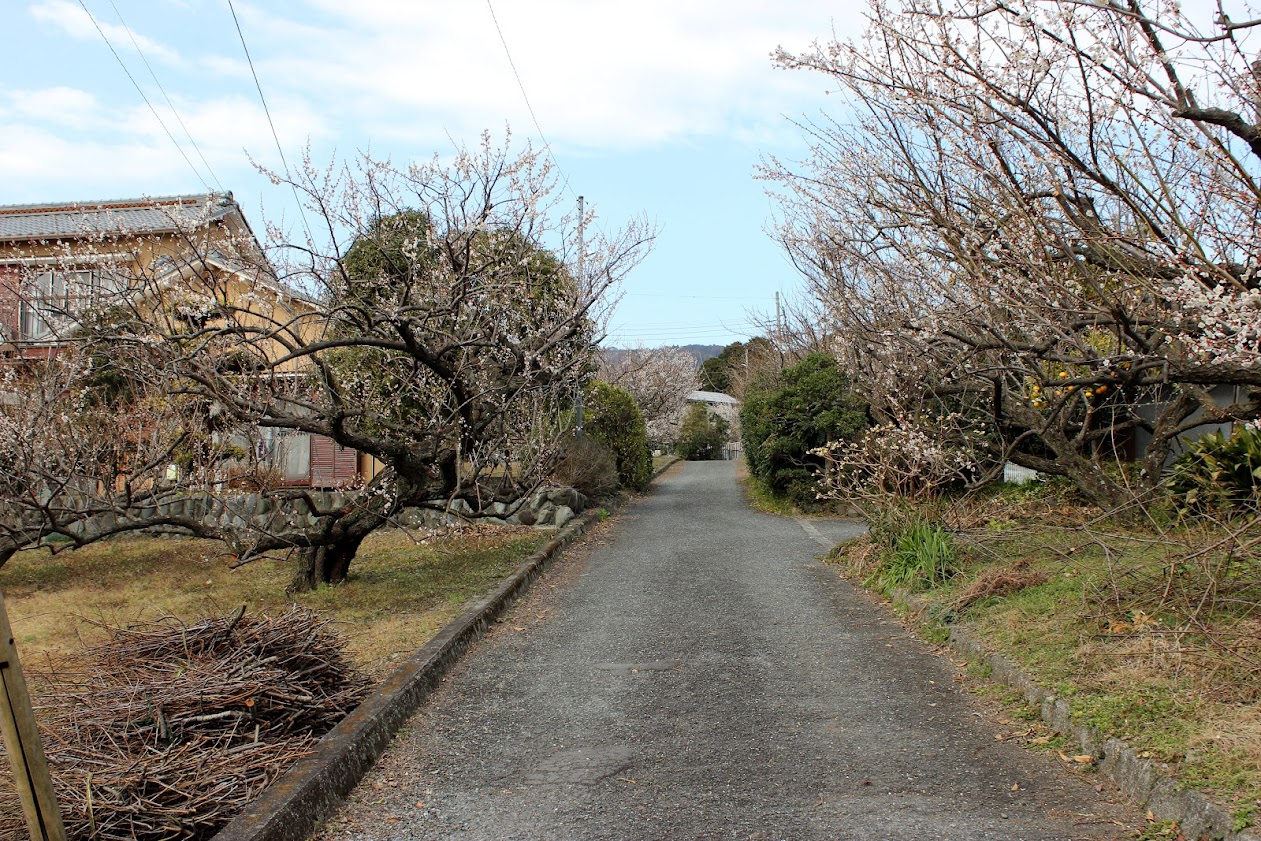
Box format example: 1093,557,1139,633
827,491,1261,820
1,525,548,678
1,608,370,840
947,563,1047,612
0,524,550,838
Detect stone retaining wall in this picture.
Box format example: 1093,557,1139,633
42,485,591,542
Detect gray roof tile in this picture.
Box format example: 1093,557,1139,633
0,193,237,242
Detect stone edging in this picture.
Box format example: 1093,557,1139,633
212,512,600,841
891,592,1261,841
650,455,681,481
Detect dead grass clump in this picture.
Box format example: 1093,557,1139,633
949,565,1048,612
0,607,369,840
1194,703,1261,766
827,534,881,579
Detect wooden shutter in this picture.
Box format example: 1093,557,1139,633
309,435,359,488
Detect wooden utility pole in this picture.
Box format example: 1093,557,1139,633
0,591,65,840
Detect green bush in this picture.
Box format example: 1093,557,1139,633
675,403,729,460
740,353,868,507
1168,424,1261,514
870,519,958,593
584,381,652,491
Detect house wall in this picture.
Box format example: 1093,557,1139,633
0,209,343,488
1130,384,1245,468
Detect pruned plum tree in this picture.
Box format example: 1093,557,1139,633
0,134,654,589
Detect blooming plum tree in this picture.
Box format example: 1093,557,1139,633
767,0,1261,507
598,346,699,446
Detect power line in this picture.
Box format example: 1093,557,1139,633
76,0,212,192
106,0,222,191
225,0,312,236
484,0,577,202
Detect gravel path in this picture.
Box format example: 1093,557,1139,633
317,460,1140,840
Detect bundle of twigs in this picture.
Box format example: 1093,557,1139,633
0,607,369,840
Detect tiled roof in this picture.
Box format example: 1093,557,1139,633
688,390,739,404
0,193,238,242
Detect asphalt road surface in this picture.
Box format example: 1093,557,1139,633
319,460,1140,841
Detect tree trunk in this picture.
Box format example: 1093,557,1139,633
289,536,366,592
284,468,431,592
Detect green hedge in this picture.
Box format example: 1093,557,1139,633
584,381,652,491
740,353,868,507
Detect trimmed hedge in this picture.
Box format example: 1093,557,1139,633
584,381,653,491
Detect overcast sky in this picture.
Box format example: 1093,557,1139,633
0,0,870,347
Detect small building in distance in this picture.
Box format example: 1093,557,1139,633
686,390,741,458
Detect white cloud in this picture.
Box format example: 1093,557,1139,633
3,0,865,205
224,0,865,151
0,125,202,194
0,86,328,199
29,0,183,66
6,87,104,129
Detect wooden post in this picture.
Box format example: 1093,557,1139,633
0,591,66,840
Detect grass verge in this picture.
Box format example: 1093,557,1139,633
1,525,549,680
826,488,1261,829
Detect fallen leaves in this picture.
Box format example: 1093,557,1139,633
1057,750,1096,764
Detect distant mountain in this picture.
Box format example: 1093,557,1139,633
602,344,726,366
676,344,726,363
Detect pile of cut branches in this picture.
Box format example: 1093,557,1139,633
0,606,369,840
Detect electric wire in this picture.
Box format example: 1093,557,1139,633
106,0,223,191
484,0,578,203
225,0,313,236
76,0,212,192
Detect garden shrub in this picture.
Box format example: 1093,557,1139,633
583,381,652,491
1168,423,1261,514
740,353,868,507
675,403,730,460
552,434,620,499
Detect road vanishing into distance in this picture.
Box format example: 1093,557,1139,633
318,460,1141,840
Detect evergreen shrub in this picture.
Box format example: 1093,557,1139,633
740,353,868,507
584,381,652,491
675,403,730,461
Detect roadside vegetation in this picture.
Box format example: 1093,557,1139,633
739,0,1261,829
821,472,1261,829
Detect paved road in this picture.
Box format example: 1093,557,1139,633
319,461,1139,840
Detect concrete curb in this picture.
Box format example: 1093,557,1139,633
650,455,681,481
890,592,1260,841
212,512,599,841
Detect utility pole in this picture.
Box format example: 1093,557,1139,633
0,592,65,840
575,196,585,435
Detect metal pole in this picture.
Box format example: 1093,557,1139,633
575,195,585,435
0,591,66,840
